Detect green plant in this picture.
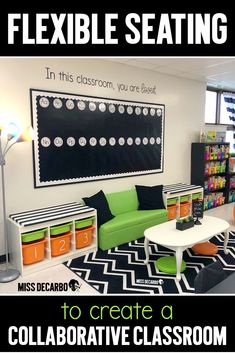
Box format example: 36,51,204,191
177,215,194,224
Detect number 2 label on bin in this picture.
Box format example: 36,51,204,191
59,240,66,253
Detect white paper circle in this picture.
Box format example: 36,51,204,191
66,99,75,110
143,108,148,116
39,97,49,108
150,108,155,116
99,103,106,112
89,137,97,146
118,105,125,114
135,107,141,115
78,137,87,146
53,98,63,109
143,137,148,145
127,137,133,145
54,137,63,147
157,109,162,117
150,137,155,145
99,137,107,146
67,137,76,146
156,137,161,144
135,137,141,145
77,101,86,111
127,106,133,115
41,137,51,147
109,104,115,113
89,102,96,111
109,137,116,146
118,137,125,146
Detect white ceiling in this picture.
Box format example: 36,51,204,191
105,57,235,91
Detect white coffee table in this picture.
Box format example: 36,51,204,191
144,215,230,281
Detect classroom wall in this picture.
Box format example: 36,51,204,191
0,58,206,255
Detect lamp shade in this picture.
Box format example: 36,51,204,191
15,126,34,143
5,122,21,141
0,118,8,134
0,122,4,133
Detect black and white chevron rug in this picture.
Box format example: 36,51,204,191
65,232,235,294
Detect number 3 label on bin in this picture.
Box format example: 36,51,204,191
83,233,88,245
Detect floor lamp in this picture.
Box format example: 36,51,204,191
0,123,34,283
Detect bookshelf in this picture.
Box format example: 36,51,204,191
191,142,230,210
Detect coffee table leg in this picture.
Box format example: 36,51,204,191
224,229,229,255
175,247,183,281
144,237,149,264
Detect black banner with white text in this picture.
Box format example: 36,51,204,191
1,4,235,56
1,295,235,352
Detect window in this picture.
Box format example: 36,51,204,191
220,92,235,125
226,131,235,153
205,90,217,124
205,89,235,153
220,95,230,124
205,89,235,125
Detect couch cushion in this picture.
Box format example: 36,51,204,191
99,209,168,233
135,184,165,210
83,190,114,227
105,189,139,216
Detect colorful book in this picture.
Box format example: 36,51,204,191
216,131,226,143
199,130,207,142
206,131,216,142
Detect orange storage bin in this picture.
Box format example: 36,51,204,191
167,205,178,220
50,231,71,257
180,202,191,217
22,238,47,265
75,226,94,249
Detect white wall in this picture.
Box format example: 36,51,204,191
0,58,206,255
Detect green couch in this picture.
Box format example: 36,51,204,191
98,189,168,250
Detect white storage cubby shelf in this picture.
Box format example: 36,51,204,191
7,203,97,276
162,183,204,218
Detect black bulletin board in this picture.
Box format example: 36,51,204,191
30,89,165,187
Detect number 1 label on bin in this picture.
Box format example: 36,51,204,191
34,247,38,259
